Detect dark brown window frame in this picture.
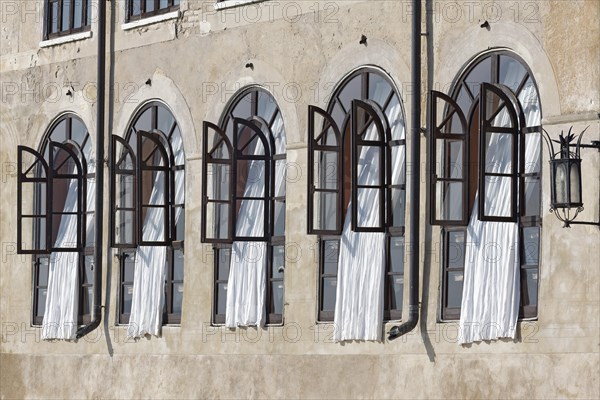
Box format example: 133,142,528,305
44,0,91,40
111,102,185,326
203,87,286,326
17,114,94,326
434,51,542,321
126,0,180,22
308,68,407,322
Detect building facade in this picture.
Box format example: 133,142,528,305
1,0,599,398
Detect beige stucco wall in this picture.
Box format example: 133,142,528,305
1,1,599,398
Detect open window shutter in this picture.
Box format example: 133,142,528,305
201,121,234,243
307,105,343,235
17,146,50,254
429,90,469,226
232,118,270,241
49,141,86,252
478,83,521,222
110,135,137,248
351,99,388,232
137,131,171,245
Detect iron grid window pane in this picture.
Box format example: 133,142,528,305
429,91,469,226
307,105,343,235
110,135,138,248
478,83,523,222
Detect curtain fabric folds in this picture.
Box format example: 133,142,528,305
128,133,184,338
459,79,540,344
43,160,96,340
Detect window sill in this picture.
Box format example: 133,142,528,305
39,31,92,48
215,0,265,11
122,10,181,31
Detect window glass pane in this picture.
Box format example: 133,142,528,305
389,237,404,273
38,257,50,285
338,75,361,113
453,85,472,124
145,0,155,12
207,164,230,200
62,0,72,31
49,119,67,144
316,151,338,190
236,161,265,197
387,96,405,141
522,227,539,265
73,0,83,29
217,248,231,280
133,107,152,133
272,245,285,278
447,230,466,268
389,276,403,310
123,284,133,314
356,188,382,227
323,240,339,274
524,133,541,173
499,55,527,93
322,277,337,311
206,203,230,240
37,288,48,316
447,271,464,308
173,0,179,6
235,200,264,237
391,188,405,227
436,140,464,179
314,192,338,231
50,1,59,33
141,207,166,242
524,177,541,217
81,286,93,315
521,268,538,306
273,200,285,237
271,282,284,314
484,133,513,173
22,217,47,251
216,283,228,315
391,146,405,185
124,252,135,282
142,171,166,205
436,181,463,221
172,283,183,314
483,177,512,217
83,255,93,284
119,175,135,208
116,210,135,244
519,77,541,127
87,0,92,23
368,73,392,106
175,206,185,241
173,248,184,280
463,56,491,97
274,160,286,197
157,106,175,136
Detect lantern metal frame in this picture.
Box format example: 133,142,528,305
542,126,600,228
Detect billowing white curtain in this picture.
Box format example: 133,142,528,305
128,133,184,338
226,111,286,328
43,157,96,340
334,86,404,342
459,79,540,344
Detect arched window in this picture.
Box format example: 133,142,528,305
202,87,286,326
110,102,185,336
307,67,407,341
17,114,95,339
429,51,541,337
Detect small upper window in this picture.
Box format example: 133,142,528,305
126,0,180,22
45,0,92,39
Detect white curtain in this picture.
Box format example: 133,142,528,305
43,156,96,340
334,86,404,341
128,133,185,338
459,80,540,344
226,113,286,328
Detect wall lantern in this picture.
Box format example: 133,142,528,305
542,126,600,228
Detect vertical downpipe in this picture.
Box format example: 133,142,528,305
388,0,421,340
77,0,106,339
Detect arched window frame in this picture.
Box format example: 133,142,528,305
201,87,286,325
307,67,407,322
110,101,185,325
17,114,95,325
430,51,543,320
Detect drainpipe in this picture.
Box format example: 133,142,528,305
388,0,421,340
77,0,106,339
